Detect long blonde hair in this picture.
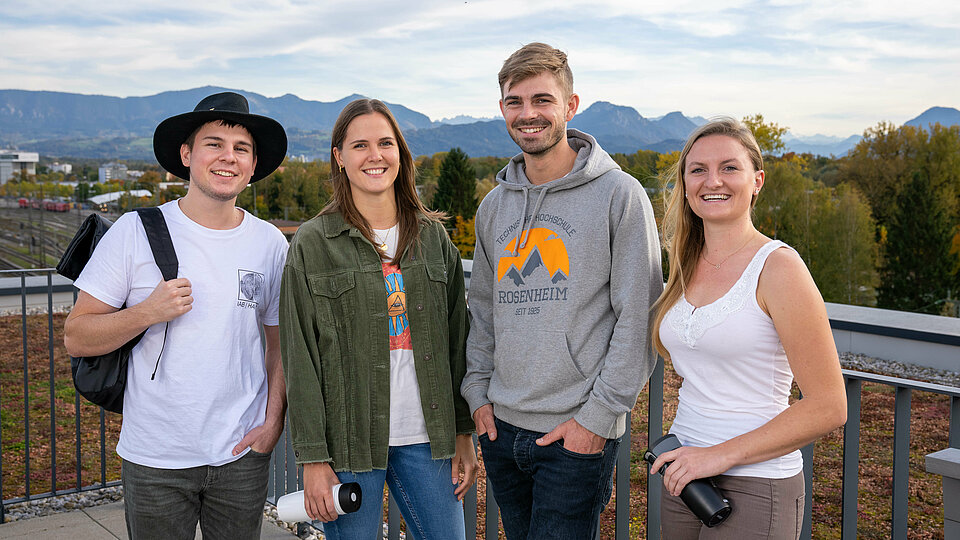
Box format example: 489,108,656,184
321,99,444,263
651,117,763,357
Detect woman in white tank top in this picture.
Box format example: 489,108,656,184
649,118,847,539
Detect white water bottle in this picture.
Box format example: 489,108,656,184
276,482,362,522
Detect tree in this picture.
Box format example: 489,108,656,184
840,122,924,232
743,114,787,156
809,183,879,305
235,158,331,220
878,170,956,314
450,216,476,258
753,159,879,306
431,147,478,220
612,149,661,187
655,151,680,177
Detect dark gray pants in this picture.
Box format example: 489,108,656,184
660,472,804,540
122,450,272,540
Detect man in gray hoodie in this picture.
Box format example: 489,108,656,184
461,43,663,538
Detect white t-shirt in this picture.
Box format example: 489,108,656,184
74,200,288,468
374,225,429,446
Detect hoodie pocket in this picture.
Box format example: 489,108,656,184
489,329,588,414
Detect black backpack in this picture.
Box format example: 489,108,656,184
57,207,178,413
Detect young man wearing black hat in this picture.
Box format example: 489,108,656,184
64,92,289,539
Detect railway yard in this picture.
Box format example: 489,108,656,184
0,198,110,271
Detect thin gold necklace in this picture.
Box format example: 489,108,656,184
702,234,753,270
374,228,392,252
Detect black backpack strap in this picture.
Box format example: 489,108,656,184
134,207,179,380
135,207,178,282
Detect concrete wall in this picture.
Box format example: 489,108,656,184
827,302,960,373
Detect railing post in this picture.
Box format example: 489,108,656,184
951,396,959,450
99,407,107,486
615,430,630,540
463,435,478,537
486,480,500,540
47,273,57,495
841,377,861,540
388,491,401,540
892,387,911,540
925,448,960,539
800,442,813,540
21,274,31,499
646,355,664,539
73,288,82,491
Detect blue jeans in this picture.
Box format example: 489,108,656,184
320,443,466,540
479,417,620,540
121,450,271,540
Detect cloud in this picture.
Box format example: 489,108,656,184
1,0,959,134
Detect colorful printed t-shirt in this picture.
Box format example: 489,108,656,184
375,225,429,446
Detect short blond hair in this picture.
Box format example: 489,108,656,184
498,42,573,97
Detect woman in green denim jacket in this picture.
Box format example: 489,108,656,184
279,98,476,538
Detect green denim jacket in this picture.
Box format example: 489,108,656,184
280,212,471,472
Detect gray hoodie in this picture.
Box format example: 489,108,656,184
461,129,663,439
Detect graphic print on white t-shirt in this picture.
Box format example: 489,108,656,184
375,225,429,446
238,269,265,308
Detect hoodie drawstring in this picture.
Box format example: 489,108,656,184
512,185,551,255
512,186,530,256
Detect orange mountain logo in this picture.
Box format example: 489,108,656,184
497,228,570,287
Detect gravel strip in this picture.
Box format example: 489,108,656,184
3,486,398,539
839,352,960,387
2,486,123,522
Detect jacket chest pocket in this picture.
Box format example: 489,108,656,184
424,260,448,307
308,271,358,326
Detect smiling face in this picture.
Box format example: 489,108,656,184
332,112,400,204
500,71,579,157
683,134,764,224
180,121,256,203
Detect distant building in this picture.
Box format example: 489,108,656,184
0,151,40,185
98,162,128,182
87,189,152,211
50,162,73,174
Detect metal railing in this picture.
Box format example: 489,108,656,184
0,270,120,525
2,267,959,539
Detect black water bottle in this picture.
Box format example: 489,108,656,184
644,434,732,527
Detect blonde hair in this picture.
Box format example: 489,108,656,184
321,99,444,263
651,117,763,357
498,42,573,97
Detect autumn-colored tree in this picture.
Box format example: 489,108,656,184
743,113,787,156
612,149,660,187
450,215,476,258
236,158,331,220
655,151,680,177
414,152,446,205
754,159,879,305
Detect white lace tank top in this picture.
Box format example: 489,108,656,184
660,240,802,478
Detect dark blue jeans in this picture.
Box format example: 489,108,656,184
479,417,620,540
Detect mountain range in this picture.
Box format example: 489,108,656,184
0,87,956,162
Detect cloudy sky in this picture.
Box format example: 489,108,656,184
2,0,958,137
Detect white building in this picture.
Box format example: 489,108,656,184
50,162,73,174
87,189,152,211
98,162,128,182
0,151,40,184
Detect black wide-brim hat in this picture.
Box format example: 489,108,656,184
153,92,287,183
